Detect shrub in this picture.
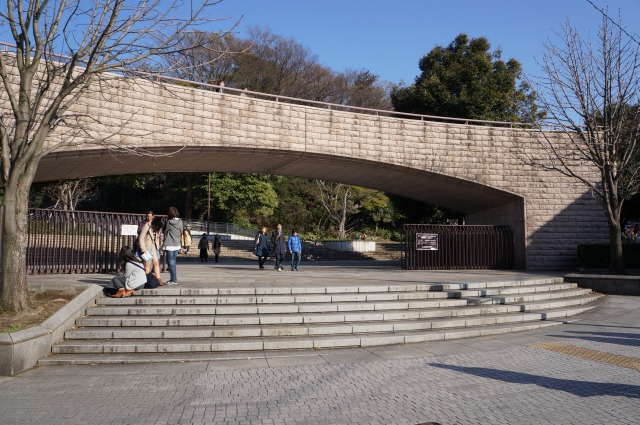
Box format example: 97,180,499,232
577,243,640,268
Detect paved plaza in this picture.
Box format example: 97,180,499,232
0,262,639,424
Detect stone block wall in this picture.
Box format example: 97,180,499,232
17,69,608,270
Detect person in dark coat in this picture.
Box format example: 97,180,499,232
255,226,269,269
270,223,286,271
198,234,209,262
212,234,222,263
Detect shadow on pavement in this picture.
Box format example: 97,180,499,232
429,363,640,398
548,331,640,347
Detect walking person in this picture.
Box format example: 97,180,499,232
181,226,192,254
287,229,302,271
255,226,269,269
158,230,167,272
138,216,164,286
163,206,184,285
134,210,154,254
270,223,286,271
198,233,209,262
212,234,222,263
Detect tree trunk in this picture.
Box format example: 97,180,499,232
338,190,348,239
0,181,31,312
609,221,624,274
184,174,193,219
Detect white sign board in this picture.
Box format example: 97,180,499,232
121,224,139,236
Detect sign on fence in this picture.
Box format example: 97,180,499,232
416,233,438,251
404,224,514,270
120,224,139,236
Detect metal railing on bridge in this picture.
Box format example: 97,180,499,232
0,41,534,130
403,224,514,270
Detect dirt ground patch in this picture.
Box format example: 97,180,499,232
0,289,82,333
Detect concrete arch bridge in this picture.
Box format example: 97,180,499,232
24,72,607,271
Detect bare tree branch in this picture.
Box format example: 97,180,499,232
526,13,640,272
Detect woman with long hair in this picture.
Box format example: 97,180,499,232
213,234,222,263
104,246,147,298
254,226,269,270
138,216,165,286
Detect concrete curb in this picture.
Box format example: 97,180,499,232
565,273,640,296
0,284,103,376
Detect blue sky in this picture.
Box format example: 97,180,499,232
207,0,640,84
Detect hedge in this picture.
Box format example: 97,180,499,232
577,243,640,268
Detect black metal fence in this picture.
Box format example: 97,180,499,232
27,209,145,274
403,224,514,270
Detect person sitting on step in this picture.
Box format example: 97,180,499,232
104,246,147,298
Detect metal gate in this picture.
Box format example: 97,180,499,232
27,209,145,274
403,224,514,270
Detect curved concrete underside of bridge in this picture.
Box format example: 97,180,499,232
27,73,608,270
37,147,519,215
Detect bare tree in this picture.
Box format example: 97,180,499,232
528,13,640,273
315,181,360,239
42,179,97,210
0,0,225,311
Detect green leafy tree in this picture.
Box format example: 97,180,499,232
391,34,540,122
206,173,278,226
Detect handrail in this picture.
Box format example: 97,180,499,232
181,219,257,238
0,41,532,129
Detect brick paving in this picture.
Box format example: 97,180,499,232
1,267,638,424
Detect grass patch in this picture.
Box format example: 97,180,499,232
0,322,27,334
0,289,82,334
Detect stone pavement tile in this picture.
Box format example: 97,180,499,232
456,337,521,352
266,354,327,368
364,344,434,359
22,363,145,376
409,340,480,356
490,332,558,346
140,361,209,374
206,358,270,370
318,347,382,364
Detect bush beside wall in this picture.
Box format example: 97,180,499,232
577,244,640,269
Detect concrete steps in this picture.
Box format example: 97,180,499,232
40,278,603,365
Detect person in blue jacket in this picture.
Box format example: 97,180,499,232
287,229,302,271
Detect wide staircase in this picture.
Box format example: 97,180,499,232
40,277,603,365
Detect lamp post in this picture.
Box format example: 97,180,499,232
207,173,211,235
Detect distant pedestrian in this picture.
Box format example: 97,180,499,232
255,226,269,269
288,229,302,271
198,234,209,262
181,226,192,254
270,223,286,271
213,234,222,263
163,206,184,285
218,80,225,93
